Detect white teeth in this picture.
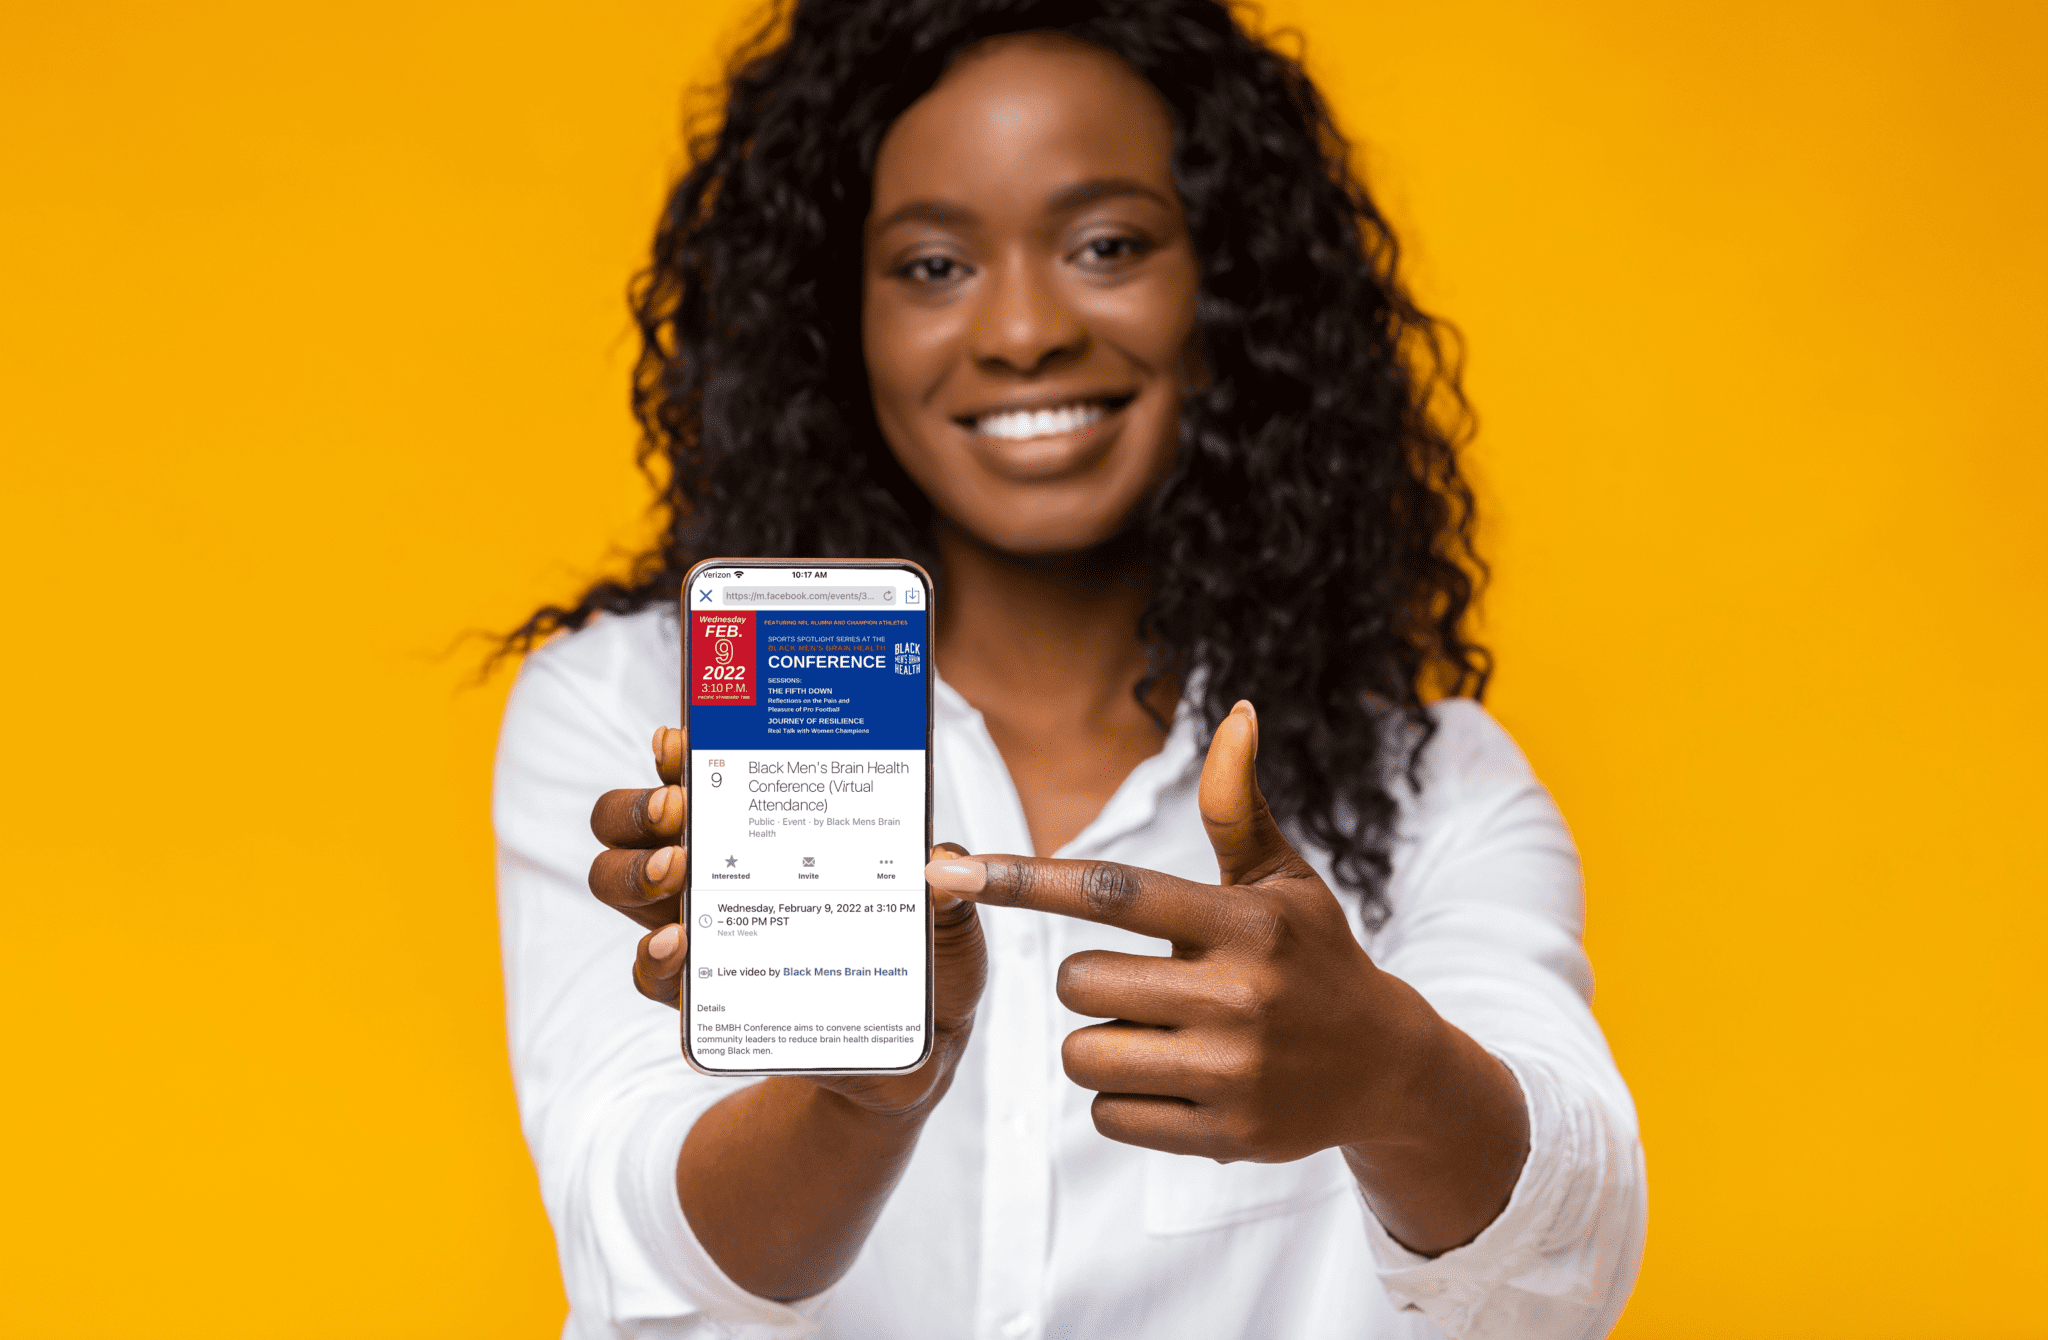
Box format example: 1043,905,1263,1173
973,402,1108,441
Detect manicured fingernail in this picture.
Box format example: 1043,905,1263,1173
1233,699,1256,721
924,859,987,894
649,924,681,958
646,846,674,881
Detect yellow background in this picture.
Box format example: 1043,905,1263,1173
2,0,2041,1334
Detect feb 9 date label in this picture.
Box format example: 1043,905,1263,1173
693,610,756,706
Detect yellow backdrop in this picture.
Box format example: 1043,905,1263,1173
2,1,2040,1334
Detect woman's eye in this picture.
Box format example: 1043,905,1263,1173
1076,235,1153,266
898,256,967,283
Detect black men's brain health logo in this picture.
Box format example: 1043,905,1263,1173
894,641,922,676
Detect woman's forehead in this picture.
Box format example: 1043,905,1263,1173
871,34,1177,217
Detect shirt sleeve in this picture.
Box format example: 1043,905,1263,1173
493,626,830,1339
1356,700,1647,1339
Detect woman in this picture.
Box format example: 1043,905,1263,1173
495,1,1645,1336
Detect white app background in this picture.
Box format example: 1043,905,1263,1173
688,754,927,1069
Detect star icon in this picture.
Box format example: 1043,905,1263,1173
725,855,738,868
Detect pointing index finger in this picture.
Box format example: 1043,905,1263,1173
925,854,1225,946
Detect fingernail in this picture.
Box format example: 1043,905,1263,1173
1233,699,1256,721
646,846,674,881
652,726,668,753
924,858,987,894
649,924,681,958
648,788,671,826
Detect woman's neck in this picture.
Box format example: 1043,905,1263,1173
931,520,1178,855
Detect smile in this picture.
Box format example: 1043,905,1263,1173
961,395,1133,442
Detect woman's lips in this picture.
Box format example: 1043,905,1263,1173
971,400,1111,441
955,397,1131,482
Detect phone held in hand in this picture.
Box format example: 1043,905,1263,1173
680,558,936,1076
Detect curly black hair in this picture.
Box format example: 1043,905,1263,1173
511,0,1489,928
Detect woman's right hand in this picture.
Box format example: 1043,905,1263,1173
589,726,989,1120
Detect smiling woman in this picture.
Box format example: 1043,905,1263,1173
508,0,1489,911
862,35,1200,558
494,1,1644,1337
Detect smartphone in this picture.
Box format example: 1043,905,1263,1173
680,558,935,1076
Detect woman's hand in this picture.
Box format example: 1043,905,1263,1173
587,725,990,1299
588,726,988,1119
922,702,1530,1256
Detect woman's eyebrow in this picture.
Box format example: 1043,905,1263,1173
1045,177,1173,214
870,178,1173,236
871,199,979,233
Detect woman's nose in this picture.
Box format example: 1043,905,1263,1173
966,254,1087,376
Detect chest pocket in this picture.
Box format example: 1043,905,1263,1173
1141,1145,1353,1236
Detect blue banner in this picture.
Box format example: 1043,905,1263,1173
690,610,928,750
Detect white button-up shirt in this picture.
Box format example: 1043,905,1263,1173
494,608,1645,1340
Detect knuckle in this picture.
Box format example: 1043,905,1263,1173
1054,952,1102,1003
1079,862,1140,918
589,790,624,841
1060,1025,1105,1069
1201,1036,1263,1090
1215,1109,1264,1158
1059,1032,1091,1081
1088,1093,1134,1140
1200,971,1269,1024
1225,897,1288,952
978,859,1031,907
1210,1135,1254,1164
587,851,622,902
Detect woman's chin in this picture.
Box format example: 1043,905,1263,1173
944,503,1141,559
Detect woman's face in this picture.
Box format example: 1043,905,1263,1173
863,35,1200,556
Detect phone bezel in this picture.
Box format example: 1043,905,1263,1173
678,556,937,1078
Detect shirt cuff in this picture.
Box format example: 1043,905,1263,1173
1357,1049,1609,1339
601,1092,835,1338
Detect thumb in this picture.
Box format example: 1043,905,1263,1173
1199,701,1293,886
929,843,988,1032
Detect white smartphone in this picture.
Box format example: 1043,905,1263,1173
679,557,936,1076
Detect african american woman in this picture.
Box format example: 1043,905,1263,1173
495,2,1646,1336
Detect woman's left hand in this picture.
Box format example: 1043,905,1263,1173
923,700,1530,1254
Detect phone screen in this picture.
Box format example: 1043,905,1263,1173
681,560,934,1075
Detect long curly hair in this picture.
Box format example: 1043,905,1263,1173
511,0,1489,928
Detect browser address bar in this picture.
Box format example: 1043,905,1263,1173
721,585,900,605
